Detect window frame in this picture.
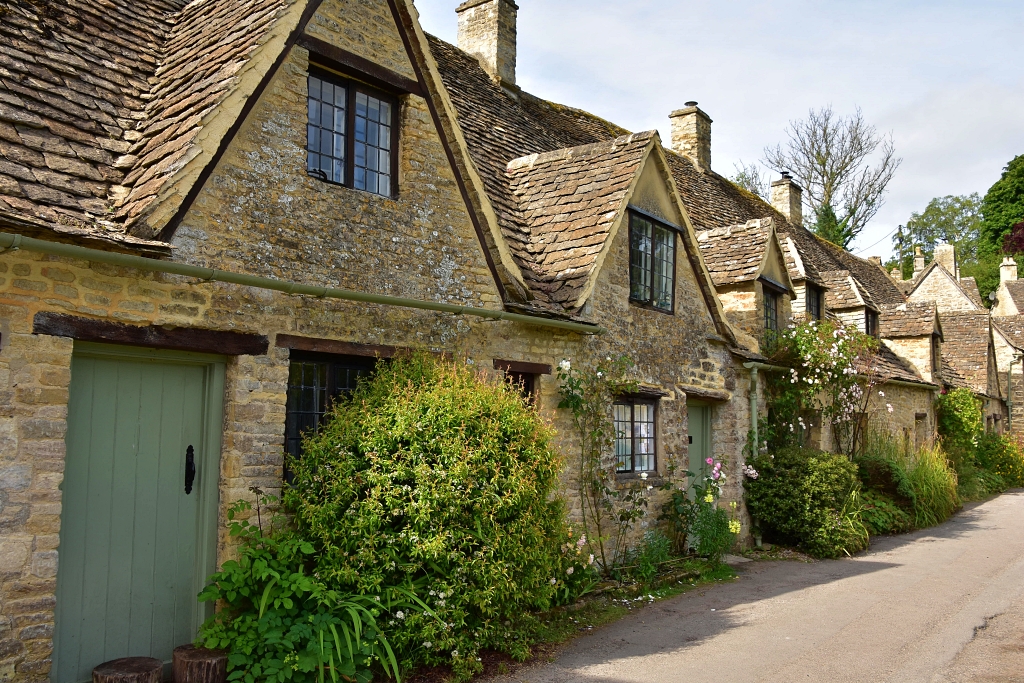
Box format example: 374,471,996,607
806,284,823,320
628,211,677,314
613,397,659,474
307,67,399,198
284,351,379,476
931,334,941,372
763,286,781,333
865,309,880,337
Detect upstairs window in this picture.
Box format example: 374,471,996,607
614,398,657,473
806,285,823,320
307,70,396,197
932,334,941,372
629,213,675,312
764,288,780,333
866,310,879,337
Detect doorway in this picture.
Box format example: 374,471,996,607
53,343,225,683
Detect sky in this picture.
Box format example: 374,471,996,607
412,0,1024,260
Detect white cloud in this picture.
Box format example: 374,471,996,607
413,0,1024,259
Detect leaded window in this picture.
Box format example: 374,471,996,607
806,285,823,320
764,289,780,333
629,213,675,312
614,399,657,473
285,354,377,476
866,310,879,337
307,69,396,197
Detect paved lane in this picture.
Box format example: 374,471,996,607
489,492,1024,683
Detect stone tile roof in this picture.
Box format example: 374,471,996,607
861,342,931,386
941,312,993,395
942,360,972,391
807,236,905,306
504,132,651,308
696,219,772,287
821,270,875,311
993,315,1024,351
879,302,939,339
1003,280,1024,311
960,276,984,308
0,0,294,244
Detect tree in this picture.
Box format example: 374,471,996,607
764,106,902,247
814,204,852,249
981,155,1024,251
889,194,982,278
730,160,769,200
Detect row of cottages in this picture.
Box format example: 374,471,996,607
0,0,943,679
892,245,1014,431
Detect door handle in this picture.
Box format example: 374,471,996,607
185,445,196,495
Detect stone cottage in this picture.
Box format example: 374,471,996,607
0,0,778,679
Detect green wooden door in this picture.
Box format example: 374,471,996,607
54,344,224,683
688,402,711,483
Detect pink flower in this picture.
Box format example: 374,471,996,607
706,458,714,465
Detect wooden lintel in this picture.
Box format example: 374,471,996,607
276,334,400,358
33,313,268,356
300,34,424,96
681,385,731,402
493,359,553,375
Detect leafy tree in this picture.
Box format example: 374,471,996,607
813,204,853,247
981,155,1024,251
730,160,769,200
764,106,901,247
889,194,982,279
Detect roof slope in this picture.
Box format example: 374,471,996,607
0,0,295,242
880,302,939,338
822,269,875,311
941,312,994,395
994,314,1024,351
696,218,772,288
503,132,651,308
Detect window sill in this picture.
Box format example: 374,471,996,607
307,171,397,201
628,300,675,316
615,472,664,485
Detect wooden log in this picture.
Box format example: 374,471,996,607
173,645,227,683
92,657,162,683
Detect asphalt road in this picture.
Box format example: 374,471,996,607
489,491,1024,683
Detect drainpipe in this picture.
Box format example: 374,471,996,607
1009,355,1023,432
0,232,605,336
747,365,759,450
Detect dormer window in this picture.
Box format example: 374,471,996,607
932,334,941,372
866,310,879,337
806,285,823,320
629,212,676,312
764,289,780,333
307,69,396,197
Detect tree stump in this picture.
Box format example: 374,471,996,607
173,645,227,683
92,657,162,683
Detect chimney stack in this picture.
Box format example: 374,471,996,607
457,0,518,87
914,247,926,277
770,172,803,227
669,102,712,171
935,243,957,279
890,267,902,281
1001,256,1018,284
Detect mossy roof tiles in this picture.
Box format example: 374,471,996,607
696,219,772,288
940,311,994,395
879,302,940,339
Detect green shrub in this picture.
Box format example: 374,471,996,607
936,388,983,454
614,530,673,584
856,431,960,528
691,504,735,562
198,497,407,683
285,353,580,681
860,490,913,535
745,447,868,558
976,432,1024,487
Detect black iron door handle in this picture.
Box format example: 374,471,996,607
185,445,196,495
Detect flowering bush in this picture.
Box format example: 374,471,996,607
764,320,881,456
659,458,737,562
556,355,655,573
745,447,868,558
937,388,983,456
285,353,575,681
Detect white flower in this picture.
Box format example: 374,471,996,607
452,650,459,657
878,390,885,397
566,566,575,575
597,371,603,378
640,472,648,480
647,485,653,491
550,578,557,585
887,403,894,414
559,359,571,371
588,554,595,565
396,611,406,620
438,592,446,599
424,642,432,649
437,599,445,606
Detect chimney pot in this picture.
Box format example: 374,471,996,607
457,0,518,86
770,173,803,227
914,246,925,277
669,103,712,171
1001,256,1018,284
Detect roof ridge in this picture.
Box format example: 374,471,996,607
505,131,655,172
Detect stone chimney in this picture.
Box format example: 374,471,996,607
914,247,926,277
457,0,518,86
669,102,712,171
935,243,957,279
890,267,902,281
770,172,803,227
1001,256,1018,284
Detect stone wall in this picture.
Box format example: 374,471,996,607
883,337,938,385
907,269,978,312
